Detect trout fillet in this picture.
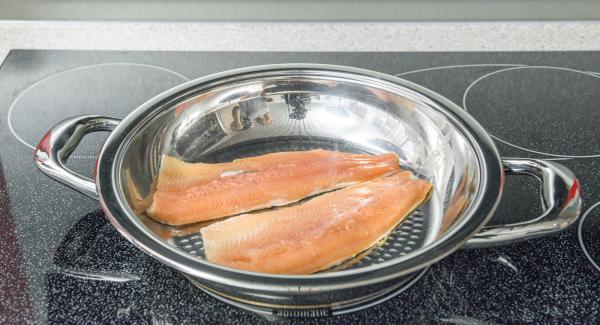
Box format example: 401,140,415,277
147,149,401,225
201,172,432,274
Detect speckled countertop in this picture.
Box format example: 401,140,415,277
1,21,600,62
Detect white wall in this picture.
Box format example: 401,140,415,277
1,0,600,21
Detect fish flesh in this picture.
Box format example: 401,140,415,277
200,172,432,274
147,149,401,225
154,149,391,191
201,172,431,274
147,150,400,225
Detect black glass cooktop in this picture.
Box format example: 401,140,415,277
1,50,600,324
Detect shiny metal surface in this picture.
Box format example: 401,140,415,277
465,158,582,248
34,115,120,199
187,266,431,316
34,64,582,311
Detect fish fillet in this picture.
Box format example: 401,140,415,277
201,172,432,274
147,149,401,225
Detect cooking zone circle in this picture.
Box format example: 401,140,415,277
578,201,600,273
8,63,189,152
462,66,600,158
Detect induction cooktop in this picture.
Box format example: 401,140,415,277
1,50,599,324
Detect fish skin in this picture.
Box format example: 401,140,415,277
146,150,401,225
200,171,432,275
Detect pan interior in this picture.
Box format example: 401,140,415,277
118,72,480,274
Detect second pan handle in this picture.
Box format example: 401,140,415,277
464,159,582,249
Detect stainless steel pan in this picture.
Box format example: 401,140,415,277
34,64,581,315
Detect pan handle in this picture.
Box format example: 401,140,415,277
464,159,582,249
34,115,121,200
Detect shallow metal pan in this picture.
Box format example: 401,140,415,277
34,64,581,313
